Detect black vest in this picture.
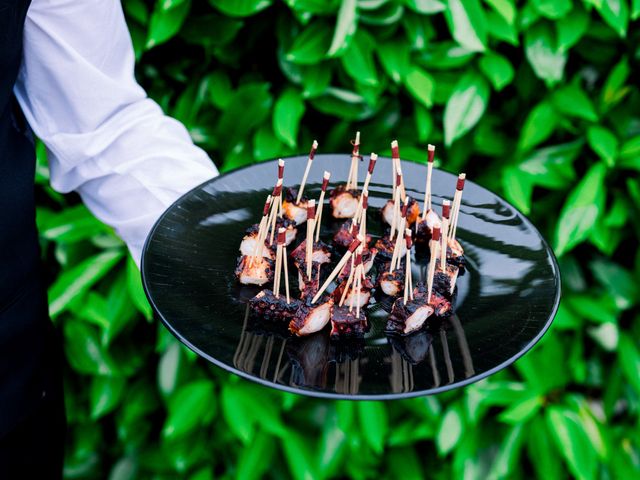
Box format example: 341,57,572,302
0,0,54,437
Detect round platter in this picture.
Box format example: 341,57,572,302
142,155,561,400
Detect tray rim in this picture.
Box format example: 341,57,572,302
141,154,562,400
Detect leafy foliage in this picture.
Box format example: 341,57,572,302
37,0,640,478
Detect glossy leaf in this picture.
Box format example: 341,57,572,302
287,21,334,64
525,23,567,86
146,0,191,49
436,407,463,455
444,0,487,52
358,401,388,453
587,126,618,166
162,380,216,439
443,71,489,145
209,0,272,17
531,0,572,19
328,0,358,56
273,88,305,148
517,101,558,152
550,84,598,122
478,52,514,91
404,67,435,109
593,0,629,37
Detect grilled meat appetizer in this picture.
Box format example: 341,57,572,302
239,223,274,259
235,255,274,286
386,295,434,335
447,238,465,270
414,209,441,246
381,197,420,226
289,296,334,336
413,282,453,318
282,187,309,225
337,247,377,282
433,260,459,298
333,220,372,250
378,263,405,297
330,185,359,219
330,306,369,339
333,276,374,309
249,290,301,322
291,240,332,268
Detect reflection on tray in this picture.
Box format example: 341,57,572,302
232,304,476,395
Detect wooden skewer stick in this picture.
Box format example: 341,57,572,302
390,198,410,273
274,229,284,298
359,190,368,239
426,226,441,304
312,236,362,304
339,253,358,307
353,153,377,224
249,194,272,266
391,140,399,199
314,171,331,242
347,132,361,191
306,200,316,279
355,260,364,317
277,159,285,217
297,140,318,203
279,228,291,303
403,228,414,305
440,201,451,268
450,174,466,240
268,178,283,245
389,168,403,241
422,144,436,220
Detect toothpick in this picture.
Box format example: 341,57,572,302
390,197,410,273
440,200,451,269
389,168,403,241
268,178,283,245
353,153,377,223
297,141,318,203
306,200,316,279
339,256,357,307
427,226,441,304
274,230,284,298
279,228,290,303
355,261,364,318
422,144,436,220
359,190,368,238
315,171,331,242
450,174,466,240
312,236,362,304
403,228,413,305
277,159,285,217
391,140,399,198
347,132,361,191
250,195,272,266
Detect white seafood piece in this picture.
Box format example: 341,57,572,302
424,209,441,230
403,304,434,334
381,199,395,226
342,289,371,309
239,235,272,258
331,192,358,218
236,256,272,286
295,301,333,335
282,200,308,225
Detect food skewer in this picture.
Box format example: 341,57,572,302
440,201,450,268
450,173,466,240
306,200,316,279
315,171,331,242
389,198,410,272
346,132,361,191
426,226,441,303
248,195,273,266
297,140,318,203
352,154,377,227
281,228,291,303
422,144,436,219
273,228,284,298
389,167,403,241
268,177,284,245
312,236,362,304
403,228,414,305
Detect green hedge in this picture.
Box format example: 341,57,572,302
40,1,640,478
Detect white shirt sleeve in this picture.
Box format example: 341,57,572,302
14,0,219,265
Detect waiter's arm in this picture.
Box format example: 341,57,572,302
14,0,218,264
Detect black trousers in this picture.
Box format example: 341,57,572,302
0,278,66,479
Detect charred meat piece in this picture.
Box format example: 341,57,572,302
282,187,309,225
373,232,407,263
298,264,320,299
433,260,459,298
378,264,405,297
330,306,369,339
249,290,301,322
289,296,334,336
447,238,465,270
333,276,374,309
330,185,359,219
333,220,372,250
414,210,441,246
239,224,274,259
275,217,298,245
385,296,434,335
381,197,421,226
235,255,274,286
411,282,452,318
291,240,332,268
337,247,377,282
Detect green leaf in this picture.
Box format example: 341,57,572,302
126,256,152,320
38,204,110,243
328,0,358,56
498,394,543,423
377,41,411,83
554,163,607,256
587,126,618,166
524,23,567,86
600,58,631,109
236,430,276,480
485,9,518,45
64,320,116,375
518,101,558,152
281,431,319,480
404,0,446,14
357,401,388,453
531,0,572,19
501,167,534,214
634,0,640,19
217,83,273,150
618,334,640,395
287,21,334,64
529,417,564,480
208,0,272,17
550,83,598,122
436,407,463,455
162,380,216,439
484,0,516,24
478,52,514,91
619,136,640,171
590,259,637,309
49,249,124,318
273,88,305,148
546,407,598,480
300,64,332,98
488,424,525,479
556,5,590,50
91,375,126,419
341,31,378,86
443,71,490,145
158,342,182,396
444,0,487,52
146,0,191,49
593,0,629,37
404,67,435,109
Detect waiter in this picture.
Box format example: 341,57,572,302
0,1,218,477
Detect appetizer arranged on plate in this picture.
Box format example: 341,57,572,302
235,133,467,340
